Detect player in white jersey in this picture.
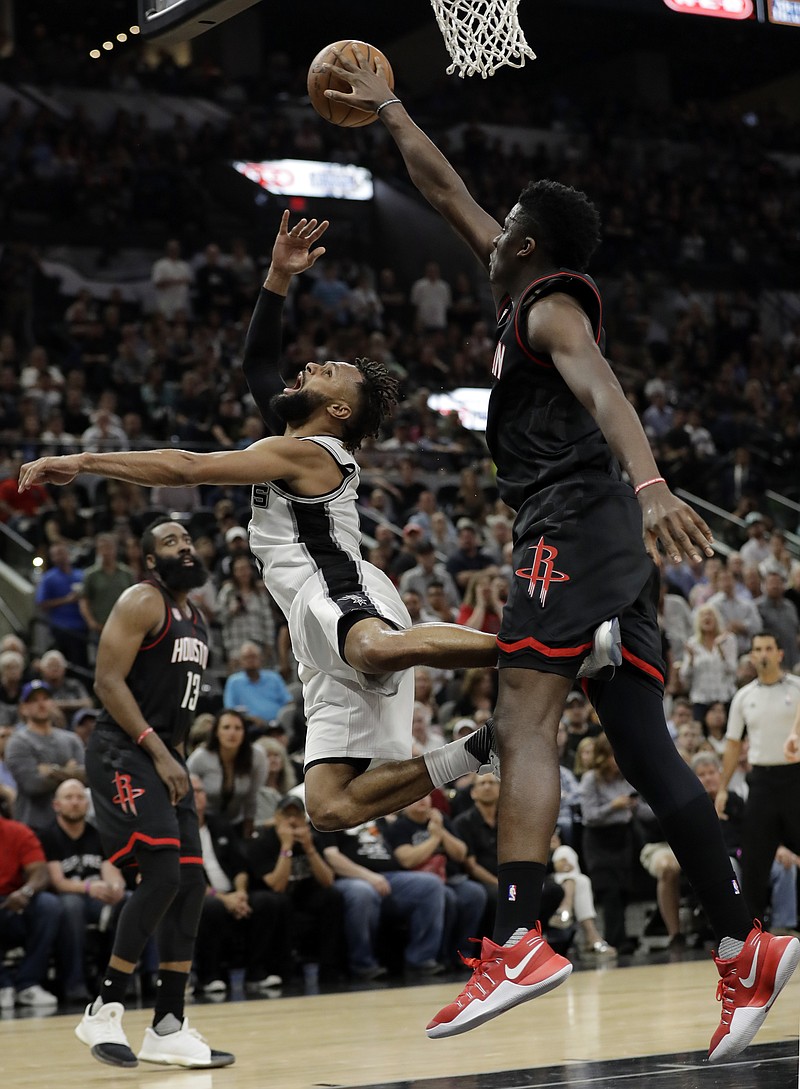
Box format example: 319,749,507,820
19,213,612,832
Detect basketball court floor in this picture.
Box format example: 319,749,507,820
2,955,798,1089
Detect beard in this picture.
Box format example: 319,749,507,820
153,552,209,592
270,386,326,428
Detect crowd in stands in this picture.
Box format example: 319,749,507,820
1,17,800,1016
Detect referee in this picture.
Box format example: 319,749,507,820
716,632,800,925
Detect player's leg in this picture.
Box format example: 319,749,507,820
426,667,575,1039
740,771,783,923
344,615,497,672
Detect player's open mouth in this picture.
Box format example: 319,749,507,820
181,557,196,566
284,372,304,394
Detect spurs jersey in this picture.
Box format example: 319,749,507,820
487,270,622,511
95,580,209,750
248,435,370,621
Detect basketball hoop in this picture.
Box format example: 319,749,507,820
429,0,536,78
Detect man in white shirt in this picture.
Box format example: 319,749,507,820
708,565,762,656
151,240,192,320
716,632,800,925
409,262,451,332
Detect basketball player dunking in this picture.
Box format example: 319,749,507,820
73,518,234,1068
19,214,616,839
321,49,800,1059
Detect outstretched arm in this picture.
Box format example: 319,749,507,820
322,46,500,270
243,211,328,423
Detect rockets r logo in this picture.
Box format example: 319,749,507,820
515,536,569,606
111,772,145,815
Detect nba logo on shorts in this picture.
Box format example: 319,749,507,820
732,878,741,895
507,883,517,903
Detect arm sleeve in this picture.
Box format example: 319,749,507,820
242,288,300,431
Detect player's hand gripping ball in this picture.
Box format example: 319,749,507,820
307,40,394,128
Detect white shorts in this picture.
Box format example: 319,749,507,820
288,565,415,768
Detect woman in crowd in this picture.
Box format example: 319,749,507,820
187,709,266,838
455,572,505,635
253,735,298,824
701,700,729,757
678,603,738,722
573,736,597,781
217,554,276,669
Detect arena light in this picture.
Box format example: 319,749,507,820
102,40,114,50
117,32,128,42
130,25,141,34
89,49,101,59
32,556,44,569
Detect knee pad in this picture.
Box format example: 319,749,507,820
157,864,206,962
113,848,180,964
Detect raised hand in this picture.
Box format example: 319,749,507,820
270,210,329,278
318,42,395,114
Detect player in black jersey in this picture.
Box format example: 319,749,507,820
72,518,233,1069
324,51,799,1057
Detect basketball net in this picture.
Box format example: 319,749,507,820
429,0,536,78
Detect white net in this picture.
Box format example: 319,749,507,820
429,0,536,78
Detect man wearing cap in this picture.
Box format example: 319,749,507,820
215,525,251,585
71,707,101,749
5,680,86,832
222,641,292,730
562,690,600,770
740,513,770,569
248,793,343,985
446,521,496,593
399,539,459,609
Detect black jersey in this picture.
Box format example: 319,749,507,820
96,580,209,750
486,270,622,512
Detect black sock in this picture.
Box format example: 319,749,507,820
99,965,133,1006
493,862,547,945
659,794,751,943
153,969,187,1029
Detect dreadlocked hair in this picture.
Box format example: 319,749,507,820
341,357,400,453
516,180,601,272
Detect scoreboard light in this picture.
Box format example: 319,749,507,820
767,0,800,22
662,0,755,17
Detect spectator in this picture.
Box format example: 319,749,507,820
562,690,599,769
398,539,460,609
453,773,501,932
759,531,797,583
187,709,267,839
449,667,497,723
384,793,487,967
37,649,92,721
0,801,61,1010
0,723,17,798
5,680,86,832
402,589,437,626
35,542,88,668
708,564,762,657
425,580,458,623
248,794,344,986
411,701,446,756
191,776,287,997
573,735,596,781
216,556,276,669
215,525,251,585
70,707,100,749
658,579,694,662
445,519,495,592
701,701,729,758
410,262,452,333
151,239,192,320
678,604,738,722
80,408,129,454
253,736,298,825
756,572,799,668
39,779,125,1003
740,512,770,569
222,642,293,731
0,458,48,533
194,244,237,321
549,829,615,958
322,819,446,980
0,649,25,722
78,533,135,638
455,571,505,634
41,488,93,549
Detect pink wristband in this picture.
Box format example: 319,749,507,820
136,726,154,746
85,879,92,894
634,476,666,496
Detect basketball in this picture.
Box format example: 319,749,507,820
307,40,394,128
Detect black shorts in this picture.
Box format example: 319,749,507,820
498,479,665,685
86,728,201,868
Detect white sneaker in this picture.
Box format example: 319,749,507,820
577,618,622,680
15,984,58,1008
201,979,227,996
75,1001,138,1068
244,974,283,993
0,986,14,1011
138,1017,235,1068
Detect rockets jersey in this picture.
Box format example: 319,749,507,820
95,580,209,750
486,270,622,512
247,435,368,621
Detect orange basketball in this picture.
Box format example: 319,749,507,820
307,40,394,128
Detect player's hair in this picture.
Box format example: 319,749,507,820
516,180,601,272
341,358,400,453
141,515,176,560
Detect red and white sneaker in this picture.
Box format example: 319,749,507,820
708,921,800,1063
426,924,572,1039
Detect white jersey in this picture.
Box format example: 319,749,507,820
247,435,366,621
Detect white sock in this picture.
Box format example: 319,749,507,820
504,927,527,948
718,936,745,959
90,996,103,1015
423,735,481,786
